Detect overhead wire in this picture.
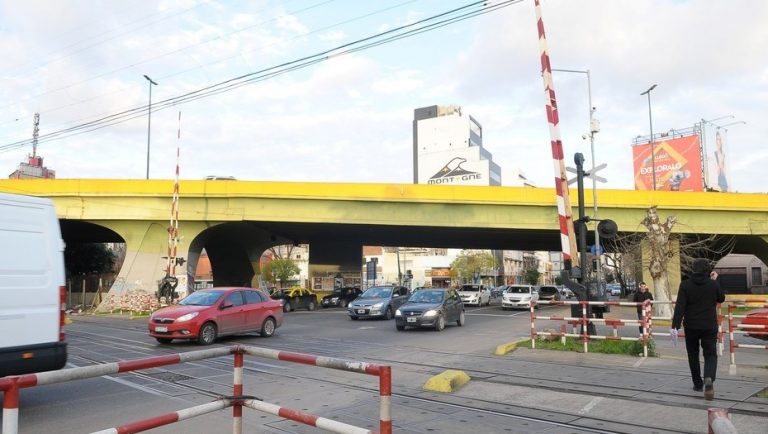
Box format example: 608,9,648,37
0,0,415,134
0,0,332,115
0,0,522,153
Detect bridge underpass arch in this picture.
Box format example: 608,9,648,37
59,220,126,307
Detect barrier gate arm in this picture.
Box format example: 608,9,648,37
1,345,392,434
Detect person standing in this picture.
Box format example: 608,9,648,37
672,259,725,400
632,282,653,334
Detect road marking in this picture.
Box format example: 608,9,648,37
358,326,377,330
65,362,169,397
578,396,603,414
632,357,646,368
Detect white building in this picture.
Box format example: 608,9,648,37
413,105,502,186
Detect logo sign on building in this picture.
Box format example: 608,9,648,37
632,135,703,191
418,147,491,185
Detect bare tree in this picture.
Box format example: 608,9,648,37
601,232,643,293
603,206,735,318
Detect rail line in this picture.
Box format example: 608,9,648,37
66,320,765,416
58,324,765,433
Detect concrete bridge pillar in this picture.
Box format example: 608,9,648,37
94,220,207,311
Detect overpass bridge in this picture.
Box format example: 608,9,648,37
1,179,765,302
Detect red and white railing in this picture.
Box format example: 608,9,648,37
530,300,653,356
1,345,392,434
726,300,768,368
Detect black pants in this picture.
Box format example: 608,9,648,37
684,328,718,388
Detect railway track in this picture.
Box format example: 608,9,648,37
60,320,767,433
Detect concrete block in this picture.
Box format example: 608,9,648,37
423,369,470,393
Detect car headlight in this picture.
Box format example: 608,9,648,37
176,312,199,322
331,297,339,302
395,309,402,316
372,302,383,309
423,310,438,317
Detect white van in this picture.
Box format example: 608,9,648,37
0,193,67,377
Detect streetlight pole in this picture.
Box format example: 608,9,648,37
640,84,658,190
551,68,601,283
143,75,158,180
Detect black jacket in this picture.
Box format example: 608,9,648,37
671,272,725,330
632,290,653,313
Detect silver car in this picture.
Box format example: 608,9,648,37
501,285,539,310
348,285,409,320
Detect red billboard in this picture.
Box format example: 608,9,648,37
632,135,704,191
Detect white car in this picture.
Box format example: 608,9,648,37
457,284,491,306
501,285,539,310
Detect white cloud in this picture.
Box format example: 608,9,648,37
276,14,308,35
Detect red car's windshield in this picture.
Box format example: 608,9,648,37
179,290,225,306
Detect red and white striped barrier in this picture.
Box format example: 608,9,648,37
243,400,374,434
91,400,233,434
530,300,652,355
707,407,738,434
726,301,768,367
534,0,578,267
1,345,392,434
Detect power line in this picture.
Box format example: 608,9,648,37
0,0,522,153
0,0,413,134
0,0,333,115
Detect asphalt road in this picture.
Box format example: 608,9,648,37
4,298,767,434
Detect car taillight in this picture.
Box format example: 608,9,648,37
59,285,66,342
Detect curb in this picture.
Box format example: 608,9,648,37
423,369,471,393
494,338,527,356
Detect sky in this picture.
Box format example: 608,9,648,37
1,0,766,193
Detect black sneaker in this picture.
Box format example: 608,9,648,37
693,385,703,392
704,377,714,400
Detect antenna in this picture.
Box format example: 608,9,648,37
31,113,39,158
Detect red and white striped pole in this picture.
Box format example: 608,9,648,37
379,366,392,434
233,350,244,434
534,0,579,267
165,112,181,291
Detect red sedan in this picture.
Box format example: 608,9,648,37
148,287,284,345
742,308,768,340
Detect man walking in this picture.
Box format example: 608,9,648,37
632,282,653,334
672,259,725,400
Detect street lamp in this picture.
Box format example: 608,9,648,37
640,84,658,190
552,68,601,283
143,74,158,180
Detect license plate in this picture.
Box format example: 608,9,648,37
155,326,168,332
357,309,366,314
406,317,417,323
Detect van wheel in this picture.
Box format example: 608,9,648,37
340,300,348,308
155,337,173,344
260,317,276,337
197,322,217,345
457,311,465,327
396,324,405,331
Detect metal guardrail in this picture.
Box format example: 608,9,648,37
0,345,392,434
529,299,767,365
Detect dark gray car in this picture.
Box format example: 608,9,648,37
395,288,465,331
348,285,409,320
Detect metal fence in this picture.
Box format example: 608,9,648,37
0,345,392,434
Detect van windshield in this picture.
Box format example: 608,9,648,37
505,286,530,294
